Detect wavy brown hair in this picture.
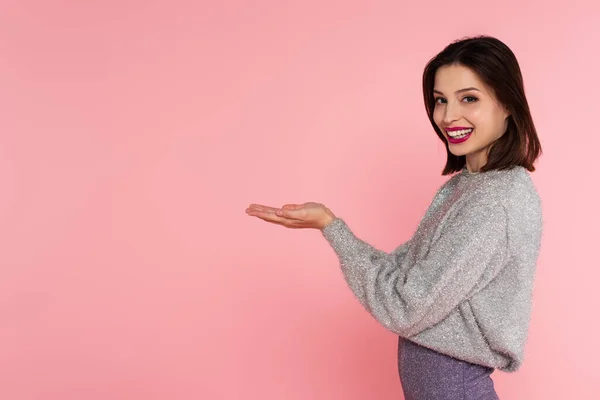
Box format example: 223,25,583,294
423,36,542,175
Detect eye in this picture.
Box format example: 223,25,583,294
463,96,478,103
434,97,446,105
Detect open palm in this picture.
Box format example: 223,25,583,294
245,202,335,229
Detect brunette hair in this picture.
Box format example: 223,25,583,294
422,35,542,175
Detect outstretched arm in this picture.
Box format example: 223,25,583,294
246,200,508,337
321,203,508,337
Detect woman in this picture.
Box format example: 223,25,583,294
246,35,543,399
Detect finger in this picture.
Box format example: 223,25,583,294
247,208,287,223
250,210,300,228
247,204,305,222
276,207,305,220
247,204,272,210
281,203,303,210
246,204,277,213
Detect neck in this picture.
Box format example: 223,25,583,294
465,151,488,173
466,160,480,173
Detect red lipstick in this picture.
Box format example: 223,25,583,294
445,126,473,144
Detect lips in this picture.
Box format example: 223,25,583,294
445,127,473,144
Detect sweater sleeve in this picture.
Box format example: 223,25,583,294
321,203,508,337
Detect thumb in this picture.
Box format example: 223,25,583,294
276,205,304,219
281,203,304,210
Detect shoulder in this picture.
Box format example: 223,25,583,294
434,171,462,199
484,167,543,229
496,167,540,209
457,167,541,224
479,167,540,202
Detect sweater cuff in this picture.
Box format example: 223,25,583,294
321,218,355,253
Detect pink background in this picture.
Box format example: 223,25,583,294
1,1,599,399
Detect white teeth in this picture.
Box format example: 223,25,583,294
447,128,473,138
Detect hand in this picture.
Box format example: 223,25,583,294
245,202,336,230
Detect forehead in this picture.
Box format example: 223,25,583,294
434,64,486,91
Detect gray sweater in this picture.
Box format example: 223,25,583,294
321,166,543,372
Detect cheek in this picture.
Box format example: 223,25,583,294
466,107,481,124
477,108,506,136
432,108,443,128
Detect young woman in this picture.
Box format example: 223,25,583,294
246,36,543,399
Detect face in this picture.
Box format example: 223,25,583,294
432,63,510,171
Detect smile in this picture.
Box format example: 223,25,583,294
446,128,473,144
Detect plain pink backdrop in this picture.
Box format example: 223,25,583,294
1,1,599,399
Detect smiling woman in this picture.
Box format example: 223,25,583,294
423,36,541,175
247,35,543,400
432,66,511,172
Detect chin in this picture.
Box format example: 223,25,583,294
447,144,471,157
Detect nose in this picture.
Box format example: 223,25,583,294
442,101,461,126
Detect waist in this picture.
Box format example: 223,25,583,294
398,337,497,399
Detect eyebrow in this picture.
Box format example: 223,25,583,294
433,87,481,95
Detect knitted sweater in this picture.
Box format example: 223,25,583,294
321,166,543,372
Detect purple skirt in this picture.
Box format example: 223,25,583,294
398,338,500,400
